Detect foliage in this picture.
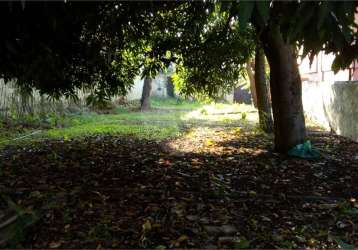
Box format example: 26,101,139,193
165,3,255,98
336,239,357,250
85,94,115,111
0,196,38,247
230,1,358,71
1,1,357,101
0,2,164,99
279,2,358,72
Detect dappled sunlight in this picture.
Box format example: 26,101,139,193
0,102,258,148
1,117,357,249
181,103,258,124
2,0,358,247
1,100,357,249
166,125,270,156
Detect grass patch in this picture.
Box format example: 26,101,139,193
0,109,186,147
45,123,180,140
150,97,203,110
183,103,257,123
0,122,35,145
0,99,257,148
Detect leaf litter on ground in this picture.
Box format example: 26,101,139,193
0,122,357,249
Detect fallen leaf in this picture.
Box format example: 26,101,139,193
49,241,62,249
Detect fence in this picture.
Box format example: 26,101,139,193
0,80,87,121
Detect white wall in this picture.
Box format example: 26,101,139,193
126,76,144,101
302,81,358,142
125,73,169,100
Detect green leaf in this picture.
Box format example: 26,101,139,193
234,237,250,249
288,4,315,41
336,239,357,250
0,197,39,247
341,24,353,43
317,2,331,29
344,208,358,215
238,2,254,31
332,55,346,73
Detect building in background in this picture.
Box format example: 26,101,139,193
299,52,358,142
299,52,358,83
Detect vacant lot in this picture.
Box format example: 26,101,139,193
0,98,255,147
0,98,357,249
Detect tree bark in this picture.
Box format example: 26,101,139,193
260,23,306,152
245,59,258,107
140,77,152,111
254,46,273,133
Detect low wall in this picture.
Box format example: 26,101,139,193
302,81,358,142
0,80,88,119
126,73,169,101
126,76,144,101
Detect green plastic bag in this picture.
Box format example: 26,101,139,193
288,140,320,159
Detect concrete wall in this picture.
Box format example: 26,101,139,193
302,81,358,142
299,49,358,142
126,76,144,101
151,73,169,97
126,73,169,101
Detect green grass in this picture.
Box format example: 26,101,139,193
0,108,186,147
150,97,203,110
45,123,180,140
0,122,34,145
0,98,257,148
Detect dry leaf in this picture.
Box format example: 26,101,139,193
49,241,62,249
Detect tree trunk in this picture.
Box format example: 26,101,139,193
166,76,175,98
254,46,273,133
245,59,258,107
140,77,152,111
260,23,306,152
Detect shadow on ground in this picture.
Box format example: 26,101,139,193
0,125,357,248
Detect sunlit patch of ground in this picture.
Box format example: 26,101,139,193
166,126,269,156
182,103,258,124
1,126,357,249
0,102,257,148
166,103,259,155
1,101,357,249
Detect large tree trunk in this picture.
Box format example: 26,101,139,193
245,59,258,107
140,77,152,111
254,46,273,133
260,24,306,152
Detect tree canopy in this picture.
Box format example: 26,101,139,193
1,1,358,151
0,2,160,98
1,1,357,98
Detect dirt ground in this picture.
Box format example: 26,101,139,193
0,121,357,249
